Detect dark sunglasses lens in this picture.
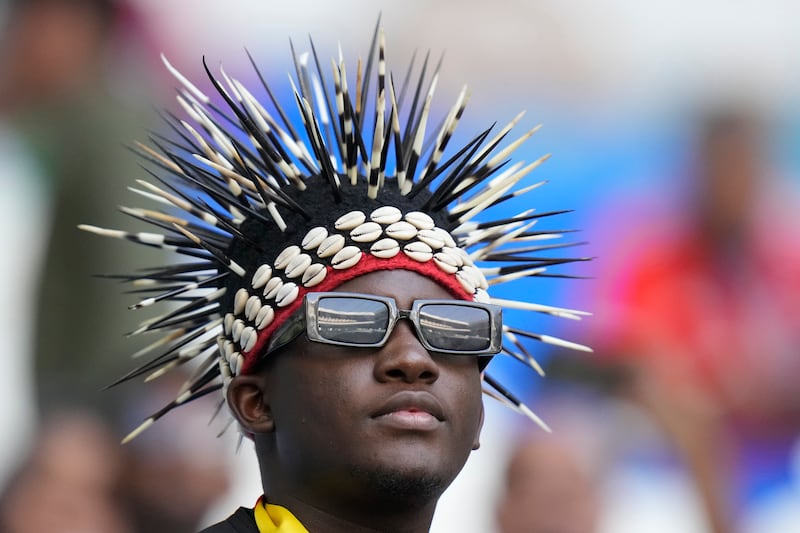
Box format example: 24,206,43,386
316,297,389,344
418,304,491,352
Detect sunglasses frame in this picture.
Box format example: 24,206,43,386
265,292,503,357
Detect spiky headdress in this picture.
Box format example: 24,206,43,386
81,23,590,443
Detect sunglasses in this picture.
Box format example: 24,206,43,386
266,292,503,356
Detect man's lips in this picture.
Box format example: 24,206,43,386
370,391,445,431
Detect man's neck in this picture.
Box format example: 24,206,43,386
267,492,438,533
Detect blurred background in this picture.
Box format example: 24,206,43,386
1,0,798,531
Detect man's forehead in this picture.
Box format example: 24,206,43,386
333,270,459,306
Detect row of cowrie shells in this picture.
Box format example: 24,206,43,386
221,234,327,366
287,231,487,296
334,207,436,231
302,210,457,267
256,247,330,290
219,223,340,366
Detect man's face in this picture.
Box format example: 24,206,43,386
257,269,485,504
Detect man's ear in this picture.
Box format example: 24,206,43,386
472,401,485,451
226,374,275,434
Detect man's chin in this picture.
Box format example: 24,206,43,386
348,464,447,504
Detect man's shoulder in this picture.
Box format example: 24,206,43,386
198,507,259,533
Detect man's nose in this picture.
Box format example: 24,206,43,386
372,320,439,384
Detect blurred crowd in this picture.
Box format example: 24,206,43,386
589,109,800,532
1,0,799,532
0,0,235,531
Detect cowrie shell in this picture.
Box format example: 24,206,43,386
474,288,491,303
228,352,237,374
433,253,459,274
332,246,362,269
223,313,235,335
456,270,477,294
263,277,283,300
436,227,455,247
219,358,232,380
451,246,472,264
442,246,472,266
385,221,418,240
252,264,273,289
350,222,383,242
302,263,327,287
370,238,400,258
403,241,433,262
301,227,328,250
275,282,299,307
274,245,301,270
416,228,446,250
228,354,237,375
317,234,345,258
461,264,488,289
440,229,457,248
457,265,482,288
437,248,464,267
216,338,227,358
370,205,402,224
404,211,435,230
334,210,366,231
241,326,257,353
235,353,245,376
222,339,235,359
232,319,246,343
245,295,262,321
255,305,275,330
285,253,312,278
234,288,249,315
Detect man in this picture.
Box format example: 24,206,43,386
82,22,589,532
218,269,484,532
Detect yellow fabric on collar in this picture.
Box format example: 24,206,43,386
254,497,309,533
